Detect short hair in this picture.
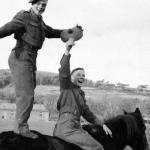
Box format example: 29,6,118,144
71,67,84,75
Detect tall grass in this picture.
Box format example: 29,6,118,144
0,84,150,119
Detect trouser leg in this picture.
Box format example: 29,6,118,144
55,127,103,150
54,115,104,150
8,51,36,134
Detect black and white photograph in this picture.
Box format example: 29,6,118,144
0,0,149,150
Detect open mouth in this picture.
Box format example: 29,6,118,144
78,79,84,84
37,8,45,13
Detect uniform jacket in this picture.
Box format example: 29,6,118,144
57,54,103,125
0,9,62,49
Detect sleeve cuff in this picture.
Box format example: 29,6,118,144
94,117,104,126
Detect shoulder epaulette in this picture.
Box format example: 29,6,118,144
15,10,30,18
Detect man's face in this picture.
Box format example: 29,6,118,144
71,69,85,87
32,0,48,15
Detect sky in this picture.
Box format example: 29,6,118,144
0,0,150,88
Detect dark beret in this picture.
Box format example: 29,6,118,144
29,0,39,4
29,0,47,4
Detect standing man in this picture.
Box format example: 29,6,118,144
53,40,112,150
0,0,76,139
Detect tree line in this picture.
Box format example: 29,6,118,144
0,69,149,95
0,69,96,88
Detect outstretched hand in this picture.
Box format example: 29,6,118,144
102,124,112,137
61,25,83,43
65,39,75,54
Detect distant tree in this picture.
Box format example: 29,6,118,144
52,76,59,85
84,79,95,87
137,85,149,91
0,71,12,88
95,79,105,87
105,83,116,90
116,83,129,90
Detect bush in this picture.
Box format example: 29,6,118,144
0,70,12,88
42,94,58,114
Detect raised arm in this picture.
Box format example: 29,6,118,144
59,40,75,90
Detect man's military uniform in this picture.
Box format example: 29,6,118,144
0,9,62,136
53,54,104,150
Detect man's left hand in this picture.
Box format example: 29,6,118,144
102,124,112,137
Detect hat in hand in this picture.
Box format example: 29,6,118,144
61,25,83,42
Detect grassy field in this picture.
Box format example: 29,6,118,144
35,85,150,120
1,85,150,119
0,85,150,149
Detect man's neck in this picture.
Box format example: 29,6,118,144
30,8,42,20
31,8,42,17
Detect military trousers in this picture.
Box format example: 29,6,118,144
8,48,37,133
53,113,104,150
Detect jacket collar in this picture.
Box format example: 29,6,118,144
30,8,43,21
71,83,85,96
71,83,80,89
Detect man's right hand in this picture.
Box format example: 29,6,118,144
65,39,75,55
103,124,112,137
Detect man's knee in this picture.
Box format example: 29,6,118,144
95,143,104,150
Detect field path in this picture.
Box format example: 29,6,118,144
0,119,56,135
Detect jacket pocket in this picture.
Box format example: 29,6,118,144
26,22,41,38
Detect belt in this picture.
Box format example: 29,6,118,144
59,112,73,118
61,112,73,116
14,40,39,53
23,42,39,53
59,113,80,122
59,112,79,118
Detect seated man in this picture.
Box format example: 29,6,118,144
53,40,112,150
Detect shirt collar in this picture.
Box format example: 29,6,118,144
72,83,80,89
